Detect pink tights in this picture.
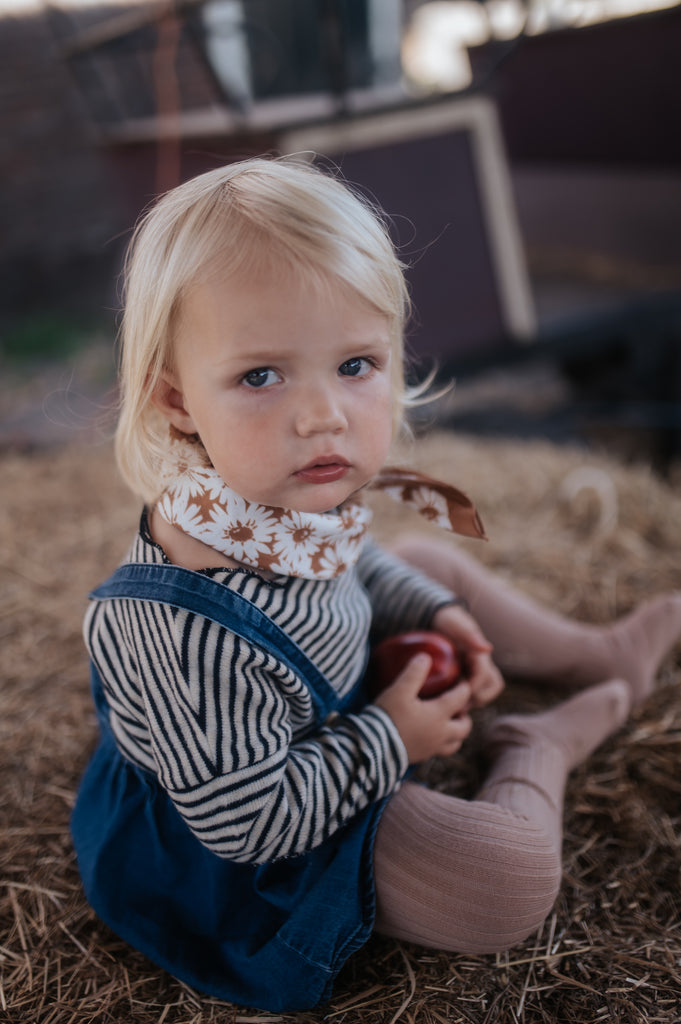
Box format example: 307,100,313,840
372,536,681,952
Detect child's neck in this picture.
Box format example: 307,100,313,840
149,506,276,578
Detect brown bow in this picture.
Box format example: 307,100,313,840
371,466,487,541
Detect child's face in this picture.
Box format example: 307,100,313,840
155,268,395,513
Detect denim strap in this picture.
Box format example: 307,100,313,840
90,562,343,719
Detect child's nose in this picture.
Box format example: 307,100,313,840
295,385,347,436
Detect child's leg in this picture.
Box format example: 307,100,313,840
373,680,630,952
390,534,681,705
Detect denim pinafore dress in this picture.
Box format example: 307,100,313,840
71,563,386,1012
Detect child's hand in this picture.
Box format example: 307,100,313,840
374,653,473,763
432,603,505,710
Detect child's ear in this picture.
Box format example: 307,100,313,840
151,371,198,434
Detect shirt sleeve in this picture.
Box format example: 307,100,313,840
357,538,459,637
90,597,409,865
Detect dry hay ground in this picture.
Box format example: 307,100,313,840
2,431,681,1024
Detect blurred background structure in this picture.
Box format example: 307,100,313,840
1,0,680,467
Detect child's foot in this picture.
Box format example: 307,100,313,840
599,593,681,706
483,679,631,772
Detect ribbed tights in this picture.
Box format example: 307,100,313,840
372,537,681,952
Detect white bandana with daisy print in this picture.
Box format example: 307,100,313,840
156,430,486,580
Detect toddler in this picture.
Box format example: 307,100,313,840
72,156,681,1012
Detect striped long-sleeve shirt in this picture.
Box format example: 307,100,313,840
84,514,456,864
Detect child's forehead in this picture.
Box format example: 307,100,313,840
184,258,387,321
171,266,393,364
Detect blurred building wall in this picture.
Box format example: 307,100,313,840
0,4,127,324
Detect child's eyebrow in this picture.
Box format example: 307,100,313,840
338,331,392,354
214,344,284,367
219,333,391,365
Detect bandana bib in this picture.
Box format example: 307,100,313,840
156,431,485,580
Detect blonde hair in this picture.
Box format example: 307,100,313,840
115,155,415,502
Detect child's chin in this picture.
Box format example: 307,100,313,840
292,483,358,515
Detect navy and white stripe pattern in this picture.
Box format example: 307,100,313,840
84,516,456,863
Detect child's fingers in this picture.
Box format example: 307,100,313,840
391,652,433,696
433,604,493,654
467,634,494,653
375,666,474,762
458,619,494,654
465,653,505,708
450,712,473,739
436,679,472,716
436,712,473,757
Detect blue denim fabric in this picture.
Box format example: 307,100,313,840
71,564,385,1011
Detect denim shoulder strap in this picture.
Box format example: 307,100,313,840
90,562,341,717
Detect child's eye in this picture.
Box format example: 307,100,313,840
242,367,281,389
339,357,372,378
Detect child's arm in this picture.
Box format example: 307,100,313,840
359,540,503,709
87,599,410,865
358,539,458,637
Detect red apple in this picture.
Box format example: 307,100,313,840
369,631,464,700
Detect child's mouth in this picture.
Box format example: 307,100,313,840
295,458,350,484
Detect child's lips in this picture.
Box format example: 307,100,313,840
294,456,350,484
